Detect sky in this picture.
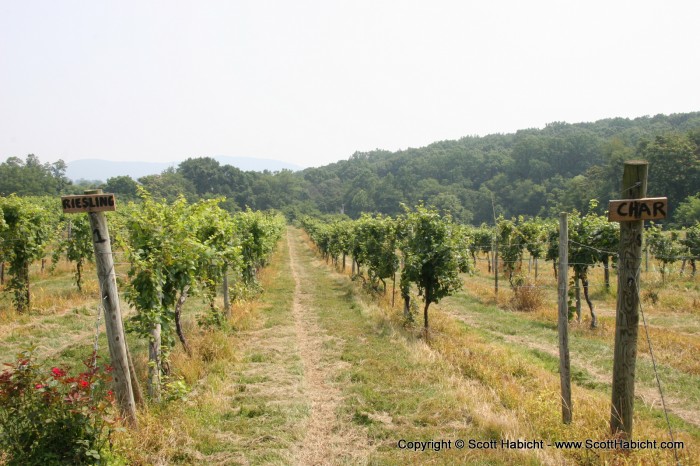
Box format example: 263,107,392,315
1,0,699,169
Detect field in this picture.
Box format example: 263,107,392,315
1,226,698,465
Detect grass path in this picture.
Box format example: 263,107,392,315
286,228,560,465
439,297,700,429
287,229,371,464
442,271,700,432
117,227,374,464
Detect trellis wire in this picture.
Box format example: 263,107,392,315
635,269,680,465
480,231,685,461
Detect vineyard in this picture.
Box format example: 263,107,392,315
0,193,699,464
0,192,285,463
299,206,700,464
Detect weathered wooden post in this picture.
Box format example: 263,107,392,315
558,213,572,423
61,190,138,427
608,161,667,439
148,323,162,402
223,263,231,319
493,238,499,297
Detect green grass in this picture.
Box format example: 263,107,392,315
289,230,544,464
157,233,308,465
305,237,700,465
441,283,700,433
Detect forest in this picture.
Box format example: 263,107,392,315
2,111,700,226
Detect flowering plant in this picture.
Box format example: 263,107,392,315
0,349,119,465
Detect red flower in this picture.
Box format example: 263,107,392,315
79,380,89,388
51,367,66,378
34,383,43,390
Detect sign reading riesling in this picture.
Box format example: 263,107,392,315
61,193,116,213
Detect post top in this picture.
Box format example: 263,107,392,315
84,189,104,195
624,160,648,166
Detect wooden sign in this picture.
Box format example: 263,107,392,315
61,193,116,213
608,197,667,222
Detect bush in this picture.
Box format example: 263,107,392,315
509,276,544,312
0,349,119,465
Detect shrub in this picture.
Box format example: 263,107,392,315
508,276,544,312
0,349,119,465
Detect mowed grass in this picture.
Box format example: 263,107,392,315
0,259,120,365
303,234,698,465
456,256,700,421
114,232,308,465
442,254,700,464
287,231,537,465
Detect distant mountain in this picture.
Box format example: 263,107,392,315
65,156,303,182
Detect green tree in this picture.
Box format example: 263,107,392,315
674,193,700,227
0,155,72,196
353,214,399,293
646,222,683,282
51,215,94,291
639,131,700,202
191,200,242,325
0,195,55,311
177,157,223,195
121,191,206,399
567,206,617,328
681,222,700,276
103,175,139,201
496,217,525,285
138,168,197,202
398,205,471,332
233,209,285,290
518,216,552,280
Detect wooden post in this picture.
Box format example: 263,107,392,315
493,239,499,297
126,346,145,407
558,213,572,423
148,323,162,402
535,257,539,280
574,273,581,322
610,161,648,440
223,263,231,319
84,190,138,427
645,247,649,273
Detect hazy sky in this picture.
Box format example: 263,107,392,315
2,1,699,168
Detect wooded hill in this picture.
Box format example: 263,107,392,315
3,111,700,225
299,112,700,225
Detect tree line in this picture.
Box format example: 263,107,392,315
3,111,700,225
